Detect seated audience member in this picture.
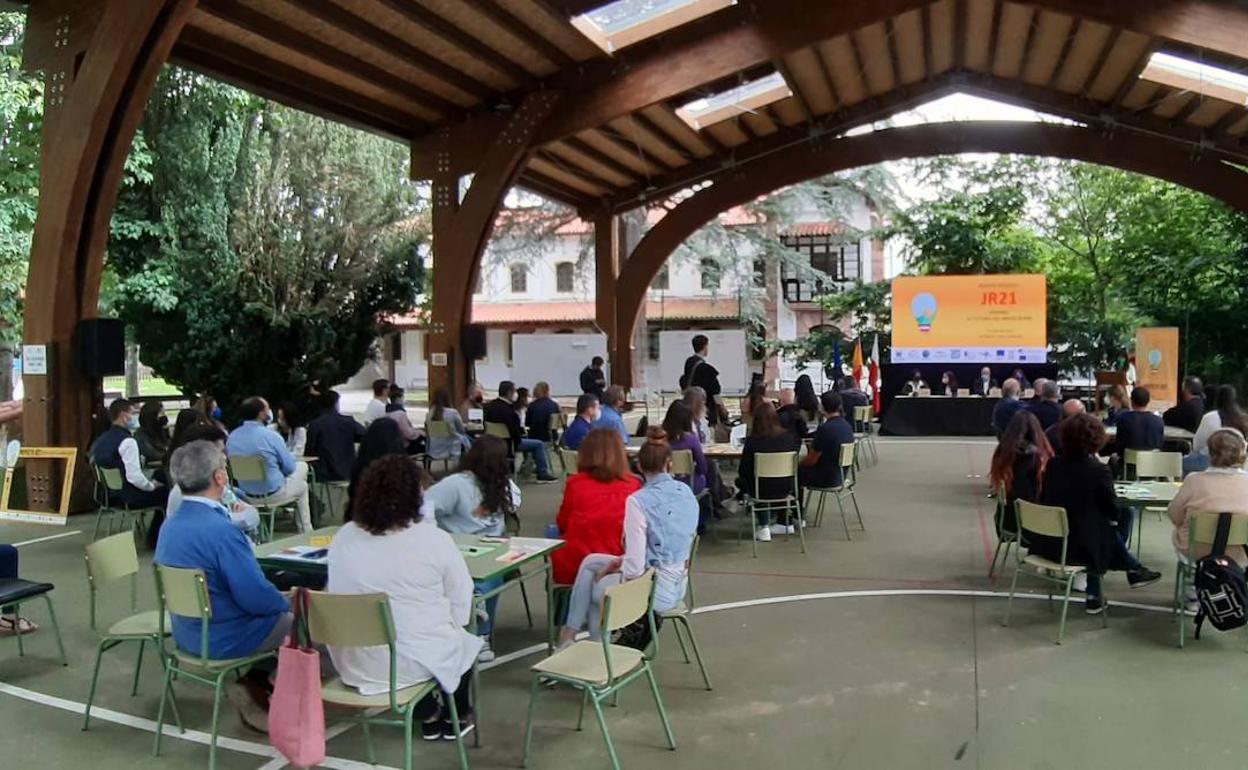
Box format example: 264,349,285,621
425,387,472,462
91,398,169,547
550,429,641,585
1203,384,1222,415
989,411,1053,534
135,401,171,465
363,379,389,426
1032,413,1162,614
971,367,999,397
776,388,809,441
226,396,312,532
484,380,557,483
1168,428,1248,571
1044,399,1085,454
1163,376,1205,434
524,381,563,444
156,440,292,732
1027,379,1062,430
1029,378,1049,402
327,455,479,740
1111,387,1164,460
593,385,632,444
794,375,820,419
683,386,711,443
838,377,870,411
384,385,422,451
272,402,307,457
166,423,260,536
514,387,530,425
346,419,408,522
939,371,959,397
737,402,801,542
305,390,365,482
0,543,37,635
1010,368,1031,393
740,381,768,421
1102,385,1128,428
557,428,698,646
458,382,486,422
562,393,599,451
194,395,226,431
1193,385,1248,457
992,379,1025,436
426,436,521,663
798,391,855,493
662,400,707,495
901,370,928,396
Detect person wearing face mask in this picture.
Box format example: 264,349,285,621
562,393,600,451
971,367,999,397
91,399,170,546
306,389,365,483
900,369,928,396
225,396,312,532
135,401,171,465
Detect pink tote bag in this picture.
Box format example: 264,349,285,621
269,589,326,767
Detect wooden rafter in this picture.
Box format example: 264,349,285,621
375,0,533,84
518,170,593,208
1080,26,1124,96
471,0,578,70
1046,16,1080,88
1111,42,1160,108
562,136,644,182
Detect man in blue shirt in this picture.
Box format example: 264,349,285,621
593,385,631,444
226,397,312,531
800,391,856,489
563,393,600,450
992,378,1025,436
156,439,291,733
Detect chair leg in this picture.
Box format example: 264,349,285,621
836,495,852,541
644,664,678,750
1002,564,1023,627
361,723,377,765
749,503,758,559
131,638,147,696
590,693,622,770
670,620,691,663
43,594,67,665
1056,575,1076,645
522,677,542,767
988,540,1005,579
1176,567,1187,649
402,710,415,770
850,491,864,530
519,579,534,628
208,677,226,770
576,688,589,731
153,664,173,756
678,616,713,691
83,639,109,730
795,500,807,554
13,601,23,656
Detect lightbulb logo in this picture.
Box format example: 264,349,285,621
1147,348,1163,372
911,292,938,332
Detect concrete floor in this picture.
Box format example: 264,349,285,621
1,437,1242,770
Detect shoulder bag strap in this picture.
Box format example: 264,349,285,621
1212,512,1234,558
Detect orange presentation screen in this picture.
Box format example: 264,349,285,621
890,274,1047,364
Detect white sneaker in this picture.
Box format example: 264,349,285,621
755,526,772,542
1073,573,1088,593
477,639,495,663
772,524,794,535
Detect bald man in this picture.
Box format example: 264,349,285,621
1044,398,1085,453
776,388,809,441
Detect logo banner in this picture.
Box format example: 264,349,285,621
1135,327,1179,409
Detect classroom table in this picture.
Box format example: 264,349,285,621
1114,480,1182,555
626,442,743,460
880,396,999,436
256,526,566,652
1104,425,1195,450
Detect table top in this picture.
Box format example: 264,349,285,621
1114,481,1182,504
625,442,743,459
1103,426,1194,441
255,526,564,581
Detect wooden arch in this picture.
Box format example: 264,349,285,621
611,120,1248,385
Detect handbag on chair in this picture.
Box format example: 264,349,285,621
269,588,326,767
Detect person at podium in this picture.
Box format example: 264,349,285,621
970,367,999,397
939,371,959,397
900,370,928,396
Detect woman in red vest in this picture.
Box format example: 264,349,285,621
551,429,640,585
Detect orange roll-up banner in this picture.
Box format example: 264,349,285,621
1134,327,1179,409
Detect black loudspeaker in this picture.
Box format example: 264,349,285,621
77,318,126,377
461,324,487,360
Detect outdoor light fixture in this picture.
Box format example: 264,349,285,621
675,71,792,130
572,0,736,54
1140,51,1248,106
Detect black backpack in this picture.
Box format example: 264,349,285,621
1193,512,1248,638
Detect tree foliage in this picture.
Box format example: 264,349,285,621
0,13,40,344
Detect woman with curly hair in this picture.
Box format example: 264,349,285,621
1031,412,1162,615
424,435,521,662
327,455,479,740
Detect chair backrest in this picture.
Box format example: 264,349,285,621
838,442,855,470
601,568,655,632
852,405,871,422
426,420,452,439
95,463,125,493
85,531,140,587
548,411,564,432
485,421,511,440
306,591,393,648
560,448,578,476
156,565,212,619
1129,450,1182,481
1016,500,1069,539
228,454,268,484
670,449,695,476
754,451,796,480
1187,512,1248,550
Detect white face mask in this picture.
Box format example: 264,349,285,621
125,414,139,431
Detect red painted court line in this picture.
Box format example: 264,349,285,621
968,444,996,574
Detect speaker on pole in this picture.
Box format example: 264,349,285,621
461,324,487,361
77,319,126,378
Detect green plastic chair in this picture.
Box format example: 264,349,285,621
1123,449,1183,554
1173,512,1248,648
0,567,66,665
152,565,278,770
523,569,675,770
82,532,173,730
987,482,1018,579
484,422,512,441
805,442,862,540
660,535,712,691
852,405,879,465
423,421,463,473
559,448,579,477
92,462,160,541
306,591,474,770
1002,500,1107,645
742,451,802,558
227,454,298,542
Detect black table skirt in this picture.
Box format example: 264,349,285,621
881,397,1000,437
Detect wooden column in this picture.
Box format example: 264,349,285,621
21,0,194,507
422,91,563,402
593,211,619,382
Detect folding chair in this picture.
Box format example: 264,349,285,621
660,535,712,690
523,570,676,770
742,451,802,558
852,405,879,465
424,421,462,473
1173,512,1248,648
1002,500,1106,645
1123,449,1182,554
987,482,1018,579
805,442,863,540
227,455,299,542
0,556,66,665
559,448,579,478
92,462,161,541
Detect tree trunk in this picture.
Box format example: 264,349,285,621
0,345,13,401
125,343,141,397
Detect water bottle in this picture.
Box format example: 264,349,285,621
544,522,560,539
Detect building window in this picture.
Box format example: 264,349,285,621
779,234,861,303
647,327,661,361
509,264,527,293
700,258,720,290
753,257,767,288
555,261,575,293
651,265,670,291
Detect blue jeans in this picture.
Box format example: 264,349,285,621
518,438,551,476
474,575,504,637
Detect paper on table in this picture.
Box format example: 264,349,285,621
267,545,329,564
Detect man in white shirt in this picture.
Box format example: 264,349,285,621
90,398,169,546
363,378,389,425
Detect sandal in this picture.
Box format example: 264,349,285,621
0,616,38,636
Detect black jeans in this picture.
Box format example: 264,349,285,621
414,670,474,721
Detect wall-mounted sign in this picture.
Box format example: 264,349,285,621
22,345,47,375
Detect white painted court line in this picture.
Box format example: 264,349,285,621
12,530,82,547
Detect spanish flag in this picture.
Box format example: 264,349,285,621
851,338,864,384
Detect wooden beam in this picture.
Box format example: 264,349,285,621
296,1,498,101
629,111,697,164
376,0,533,84
774,59,813,122
518,170,594,208
533,148,616,192
1046,16,1080,88
921,2,933,79
472,0,578,70
985,0,1003,72
954,0,967,68
1080,26,1123,96
1171,93,1208,125
884,15,903,88
202,0,461,118
1111,41,1159,108
563,136,644,181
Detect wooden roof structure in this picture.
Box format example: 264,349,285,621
166,0,1248,213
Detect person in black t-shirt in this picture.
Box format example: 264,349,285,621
800,391,856,490
579,357,606,399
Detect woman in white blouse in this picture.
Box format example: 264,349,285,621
1190,386,1248,473
327,455,480,740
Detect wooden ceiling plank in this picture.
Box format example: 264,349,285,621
1110,41,1159,107
561,136,644,182
891,9,926,85
993,3,1036,80
774,59,814,122
1045,16,1080,88
1078,26,1123,97
1171,93,1209,125
579,128,668,175
921,4,934,81
641,104,717,156
983,0,1003,74
528,153,610,195
1021,11,1073,85
518,170,594,208
630,111,697,164
1053,20,1112,93
472,0,578,70
1205,104,1247,135
376,0,533,84
542,142,630,187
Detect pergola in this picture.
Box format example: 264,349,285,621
14,0,1248,500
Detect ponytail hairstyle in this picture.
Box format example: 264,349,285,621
637,426,672,475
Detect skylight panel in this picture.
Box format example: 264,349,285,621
572,0,736,54
675,71,792,130
1140,51,1248,105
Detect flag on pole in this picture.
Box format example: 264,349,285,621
870,335,882,413
832,338,842,378
852,338,865,384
